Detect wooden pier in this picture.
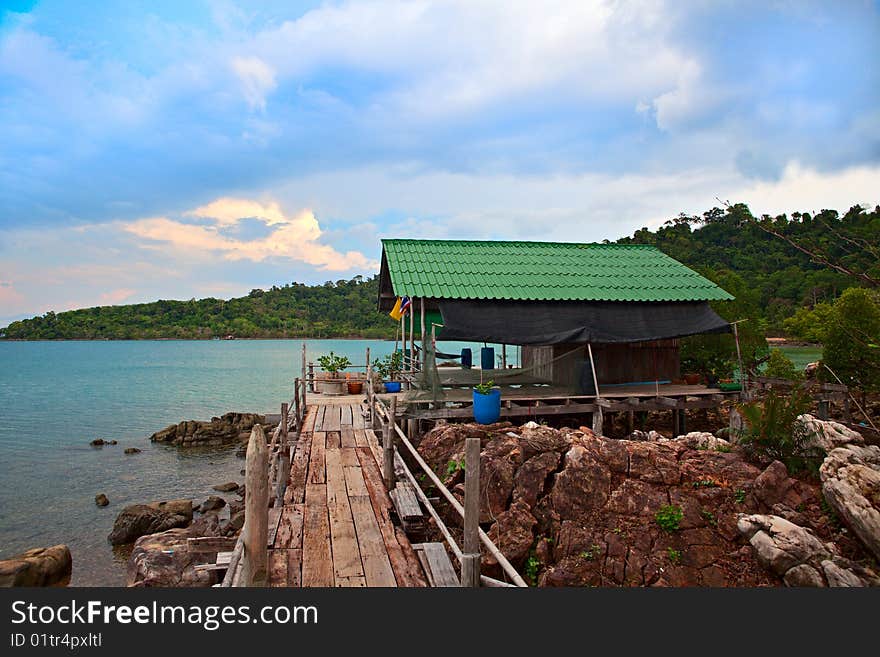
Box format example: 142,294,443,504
266,401,427,587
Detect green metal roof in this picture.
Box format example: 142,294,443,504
381,239,733,302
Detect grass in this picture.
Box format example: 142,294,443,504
655,505,683,533
666,548,682,564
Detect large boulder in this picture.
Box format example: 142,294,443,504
820,443,880,561
127,516,224,587
150,412,268,447
798,414,864,453
0,545,72,587
737,514,878,587
108,504,189,545
147,499,193,523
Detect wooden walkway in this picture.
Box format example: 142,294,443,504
267,402,427,587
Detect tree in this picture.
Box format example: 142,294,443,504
822,288,880,391
764,349,801,380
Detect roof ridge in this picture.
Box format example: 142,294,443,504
381,238,658,249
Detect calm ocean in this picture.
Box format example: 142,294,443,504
0,338,511,585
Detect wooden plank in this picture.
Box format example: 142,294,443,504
353,429,369,448
286,548,302,587
390,480,423,521
302,405,317,433
326,431,341,449
268,549,287,587
313,405,326,432
416,543,459,587
349,495,397,587
340,447,360,468
340,427,357,448
351,406,366,430
274,504,304,549
340,404,353,426
336,575,366,587
365,428,382,465
267,506,283,548
325,448,365,581
355,446,427,588
308,432,326,484
305,483,327,507
343,464,370,498
284,433,312,505
324,405,342,432
302,501,334,587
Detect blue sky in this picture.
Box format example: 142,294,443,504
1,0,878,324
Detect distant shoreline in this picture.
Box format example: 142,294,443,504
0,336,395,342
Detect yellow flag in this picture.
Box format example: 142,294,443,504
389,297,404,321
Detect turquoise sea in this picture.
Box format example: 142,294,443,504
0,338,511,586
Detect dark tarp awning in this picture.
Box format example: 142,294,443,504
437,300,731,345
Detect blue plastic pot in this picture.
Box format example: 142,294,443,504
473,388,501,424
384,381,401,393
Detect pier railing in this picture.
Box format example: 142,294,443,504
369,392,528,587
221,377,307,587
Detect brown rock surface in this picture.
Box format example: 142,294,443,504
0,545,72,587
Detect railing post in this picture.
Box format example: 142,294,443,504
461,436,481,587
383,397,397,490
276,403,290,507
242,424,269,586
293,380,301,434
308,362,314,393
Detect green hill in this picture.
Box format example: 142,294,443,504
3,203,877,340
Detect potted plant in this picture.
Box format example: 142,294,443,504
346,372,364,395
373,351,403,393
472,379,501,425
317,351,351,395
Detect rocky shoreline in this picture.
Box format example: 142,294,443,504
0,411,278,588
415,415,879,587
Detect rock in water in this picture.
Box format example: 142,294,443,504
0,545,72,587
124,447,141,454
95,493,109,507
108,504,189,545
197,496,226,512
212,482,239,492
90,438,105,446
147,499,193,523
149,412,267,447
128,516,225,587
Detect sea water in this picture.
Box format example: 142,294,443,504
0,338,511,585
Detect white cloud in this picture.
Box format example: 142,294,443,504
127,198,377,271
231,55,276,110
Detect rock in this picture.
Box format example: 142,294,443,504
485,500,537,569
737,513,877,586
804,362,819,379
628,429,664,441
90,438,105,446
95,493,109,507
513,451,561,509
147,499,193,523
108,504,190,545
124,447,141,454
150,412,266,447
754,461,795,507
783,564,825,587
820,444,880,560
798,414,864,453
212,482,239,492
127,516,224,587
198,496,226,513
0,545,72,587
673,432,732,451
108,440,118,445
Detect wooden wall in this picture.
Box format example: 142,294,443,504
522,340,680,389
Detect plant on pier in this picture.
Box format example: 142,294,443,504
317,351,351,377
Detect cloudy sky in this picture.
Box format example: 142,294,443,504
1,0,878,325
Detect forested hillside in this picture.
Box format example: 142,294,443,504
3,203,877,340
1,276,391,339
618,203,879,335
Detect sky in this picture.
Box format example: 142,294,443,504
1,0,879,325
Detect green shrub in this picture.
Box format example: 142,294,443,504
738,387,822,473
764,349,801,380
655,505,683,533
823,288,880,392
317,351,350,374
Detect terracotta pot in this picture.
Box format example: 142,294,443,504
346,381,363,395
684,373,701,385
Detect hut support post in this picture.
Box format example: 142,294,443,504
410,299,415,375
461,436,481,587
733,321,745,388
243,425,268,586
587,342,600,398
383,396,397,490
502,343,507,369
